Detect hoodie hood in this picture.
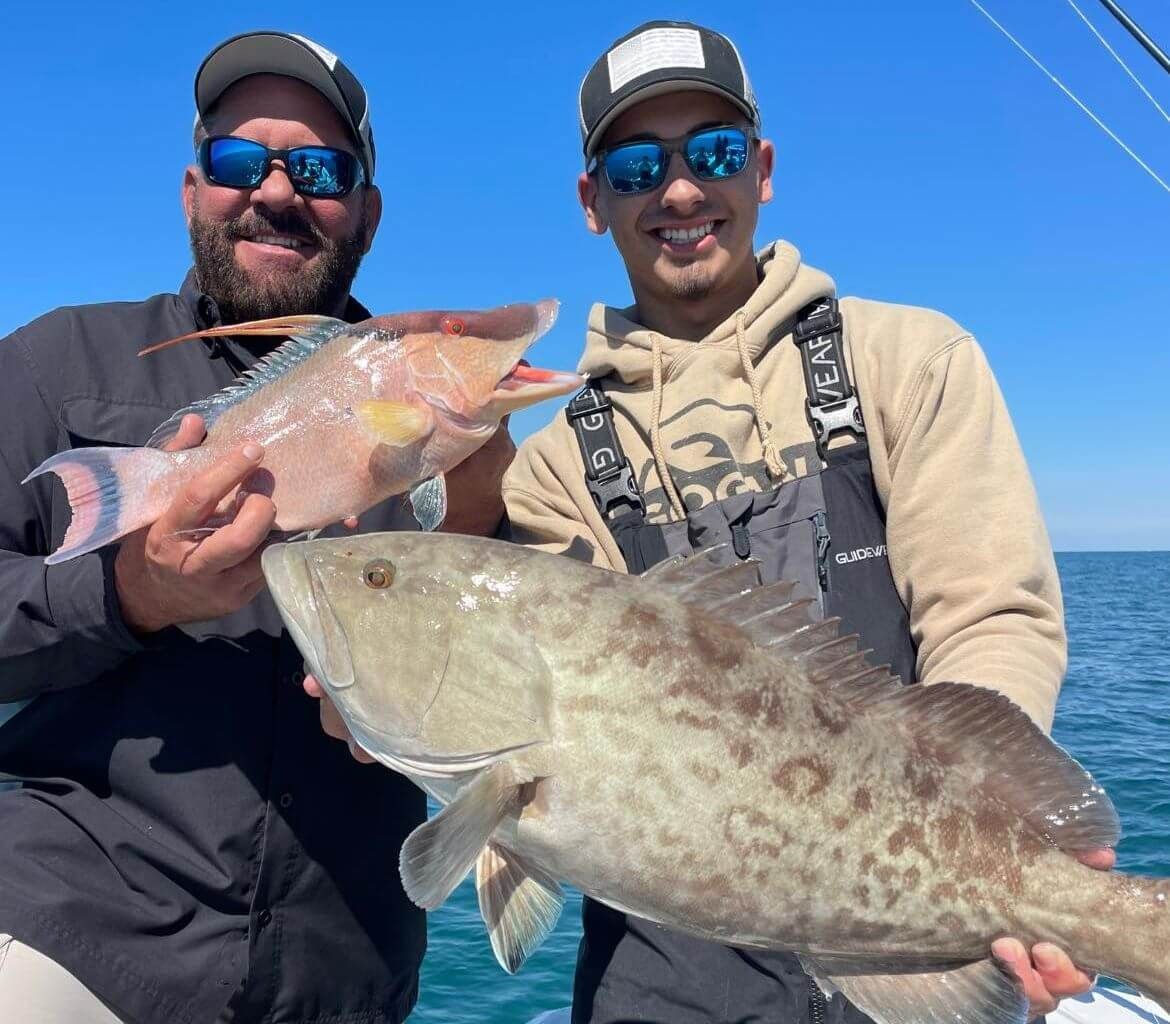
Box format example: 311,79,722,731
578,241,836,386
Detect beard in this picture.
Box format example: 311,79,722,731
189,200,367,324
666,263,714,302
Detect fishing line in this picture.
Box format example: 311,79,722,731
1066,0,1170,123
967,0,1170,194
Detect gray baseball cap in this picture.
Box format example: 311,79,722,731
578,20,760,161
195,31,376,179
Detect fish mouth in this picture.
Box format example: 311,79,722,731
262,543,355,691
491,362,585,411
489,298,582,412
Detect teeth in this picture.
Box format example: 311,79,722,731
250,235,307,249
658,221,716,243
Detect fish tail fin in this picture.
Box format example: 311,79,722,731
1092,873,1170,1011
23,446,175,564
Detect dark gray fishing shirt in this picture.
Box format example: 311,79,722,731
0,271,427,1024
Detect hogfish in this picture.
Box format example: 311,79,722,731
25,302,580,563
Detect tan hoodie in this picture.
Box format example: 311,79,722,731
503,240,1065,731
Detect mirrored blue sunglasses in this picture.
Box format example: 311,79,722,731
592,125,756,196
197,135,366,198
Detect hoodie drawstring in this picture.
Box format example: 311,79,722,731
650,334,687,521
735,310,787,480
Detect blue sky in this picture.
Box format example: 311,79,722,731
2,1,1167,550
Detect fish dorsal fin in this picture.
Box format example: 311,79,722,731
853,680,1120,851
143,315,351,448
799,954,1027,1024
644,548,1119,852
639,544,762,609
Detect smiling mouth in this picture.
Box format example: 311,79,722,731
654,220,718,243
240,233,316,252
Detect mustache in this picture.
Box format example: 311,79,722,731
225,209,325,246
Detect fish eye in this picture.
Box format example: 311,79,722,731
362,559,395,589
441,315,466,336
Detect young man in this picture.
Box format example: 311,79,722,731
0,31,508,1024
501,19,1110,1024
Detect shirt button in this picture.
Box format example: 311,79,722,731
278,792,293,809
257,909,273,928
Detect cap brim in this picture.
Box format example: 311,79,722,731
196,32,356,142
585,79,758,160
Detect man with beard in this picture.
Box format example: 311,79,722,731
0,31,507,1024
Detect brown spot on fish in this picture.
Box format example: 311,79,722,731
689,613,744,672
936,810,966,853
860,852,877,876
831,846,843,863
931,882,959,903
884,890,903,910
902,866,921,890
874,864,897,885
903,758,942,801
853,787,873,813
853,883,871,908
831,815,849,832
674,709,719,731
771,756,831,801
887,822,927,858
628,605,664,633
728,740,754,767
812,700,848,735
689,761,721,785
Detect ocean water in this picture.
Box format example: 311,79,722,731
411,551,1170,1023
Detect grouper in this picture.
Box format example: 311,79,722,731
25,301,579,563
261,532,1170,1024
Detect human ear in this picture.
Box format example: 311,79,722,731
578,171,609,236
756,139,775,205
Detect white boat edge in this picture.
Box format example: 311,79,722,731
523,988,1169,1024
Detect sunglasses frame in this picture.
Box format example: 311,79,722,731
197,135,367,198
591,124,759,197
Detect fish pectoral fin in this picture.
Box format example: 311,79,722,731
476,841,564,974
407,475,447,531
398,762,527,910
798,954,1027,1024
356,400,433,447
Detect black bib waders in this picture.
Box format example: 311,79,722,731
566,300,919,1024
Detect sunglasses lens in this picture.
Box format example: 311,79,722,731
288,147,357,197
205,138,268,187
604,142,667,195
685,128,750,180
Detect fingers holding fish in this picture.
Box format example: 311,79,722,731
302,673,376,764
439,422,516,537
113,444,277,633
178,492,276,577
993,937,1096,1018
160,413,206,453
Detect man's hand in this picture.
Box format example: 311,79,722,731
439,422,516,537
993,847,1116,1018
114,414,276,633
303,673,376,763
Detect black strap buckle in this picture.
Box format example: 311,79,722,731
587,460,645,519
793,298,865,458
566,385,646,519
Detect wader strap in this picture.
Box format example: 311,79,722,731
793,297,866,458
566,384,646,520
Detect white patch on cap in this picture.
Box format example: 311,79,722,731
606,27,704,94
292,33,339,72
